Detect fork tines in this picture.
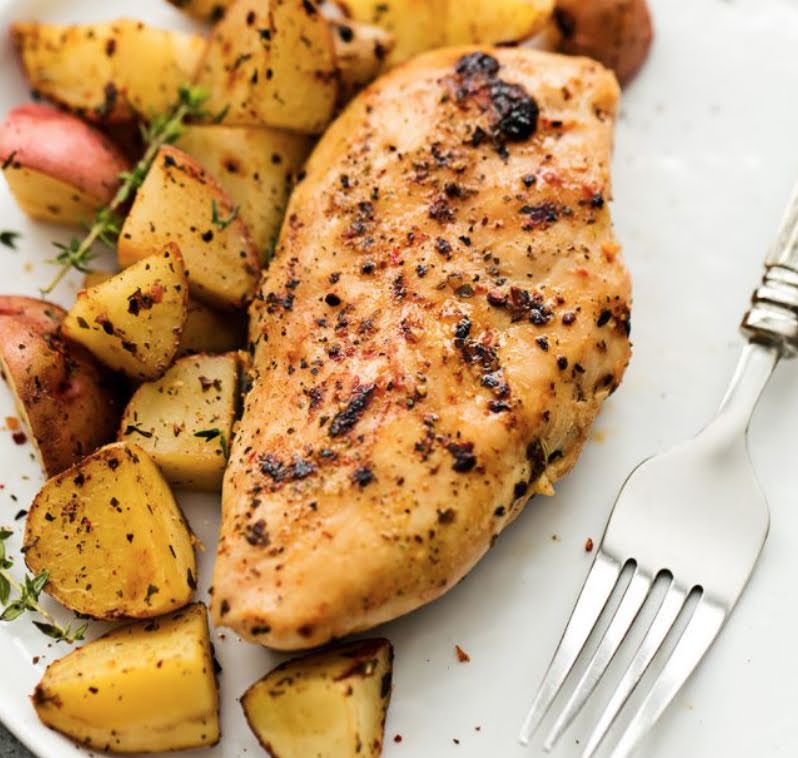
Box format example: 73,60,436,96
519,549,726,758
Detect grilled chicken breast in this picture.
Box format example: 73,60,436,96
213,47,631,650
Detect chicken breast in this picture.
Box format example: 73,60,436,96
213,46,631,650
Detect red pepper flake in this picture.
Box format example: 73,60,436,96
5,416,19,431
394,734,403,743
12,431,27,445
455,644,471,663
585,537,594,552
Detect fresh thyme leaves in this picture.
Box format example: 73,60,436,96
43,84,209,295
0,230,20,250
211,198,239,231
1,151,16,170
0,529,87,643
195,428,229,458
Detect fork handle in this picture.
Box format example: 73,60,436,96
741,181,798,355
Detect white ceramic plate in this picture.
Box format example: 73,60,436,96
1,0,798,756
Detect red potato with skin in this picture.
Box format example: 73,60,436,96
554,0,653,85
0,296,123,477
0,104,129,225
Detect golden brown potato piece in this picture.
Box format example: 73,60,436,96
83,272,245,356
11,20,203,122
338,0,446,65
179,300,246,356
119,353,239,491
329,17,395,100
24,441,196,620
554,0,653,85
242,638,393,758
445,0,554,45
0,296,121,477
196,0,338,134
33,604,220,753
63,244,188,380
0,104,129,226
118,145,260,310
175,126,312,257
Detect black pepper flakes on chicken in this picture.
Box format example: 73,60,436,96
213,47,632,650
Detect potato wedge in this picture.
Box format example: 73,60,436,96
118,146,260,310
337,0,447,65
83,272,245,355
179,300,246,356
33,603,219,752
175,126,312,256
196,0,338,134
119,353,239,490
243,638,393,758
329,17,395,100
63,244,188,380
11,20,204,122
24,442,196,619
0,104,129,226
445,0,554,45
554,0,653,85
0,297,121,476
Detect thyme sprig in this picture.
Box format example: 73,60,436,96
195,428,229,458
211,198,239,231
0,529,87,644
42,85,210,295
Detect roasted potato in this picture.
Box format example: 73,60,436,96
445,0,554,45
84,271,245,356
0,104,129,226
24,441,196,619
11,20,204,122
329,17,395,101
196,0,339,134
118,145,260,310
33,603,220,753
119,353,239,490
175,126,312,257
63,244,188,380
337,0,446,65
554,0,653,85
0,296,121,477
242,638,393,758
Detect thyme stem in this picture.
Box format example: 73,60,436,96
42,86,209,295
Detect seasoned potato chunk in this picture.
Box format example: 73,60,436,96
63,244,188,380
329,17,395,100
196,0,338,134
83,272,244,356
338,0,447,64
11,20,204,122
24,442,196,619
118,146,260,310
242,638,393,758
0,297,121,476
119,353,239,491
33,604,220,753
175,126,312,257
444,0,554,45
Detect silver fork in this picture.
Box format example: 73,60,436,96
518,178,798,758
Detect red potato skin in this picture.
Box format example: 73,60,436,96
0,104,129,202
0,297,123,477
554,0,653,85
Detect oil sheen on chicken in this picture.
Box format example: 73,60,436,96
213,47,631,650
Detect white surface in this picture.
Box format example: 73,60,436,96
0,0,797,756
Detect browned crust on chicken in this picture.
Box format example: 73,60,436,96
213,46,631,650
